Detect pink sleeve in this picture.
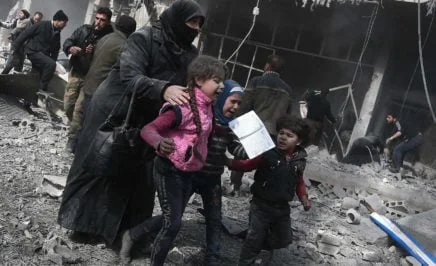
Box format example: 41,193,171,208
140,109,177,149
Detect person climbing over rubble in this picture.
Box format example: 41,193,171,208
304,88,336,147
1,11,43,75
12,10,68,110
384,112,424,173
119,79,246,266
0,9,31,74
230,54,293,196
119,55,225,266
222,115,311,266
58,0,206,248
63,6,114,153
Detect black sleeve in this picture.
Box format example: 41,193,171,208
63,25,85,55
12,22,39,50
118,28,171,101
160,105,182,128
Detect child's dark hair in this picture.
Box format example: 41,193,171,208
276,115,310,147
186,55,225,160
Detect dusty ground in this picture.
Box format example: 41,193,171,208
0,100,435,265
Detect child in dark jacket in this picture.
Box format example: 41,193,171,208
224,115,311,266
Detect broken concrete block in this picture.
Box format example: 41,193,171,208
385,200,409,214
221,215,248,238
317,232,342,246
332,186,347,198
349,217,388,247
317,242,341,256
395,209,436,257
40,175,66,197
304,243,324,263
362,250,383,262
364,194,387,214
341,197,360,210
385,207,408,219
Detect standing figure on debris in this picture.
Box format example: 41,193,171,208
58,0,205,247
305,88,336,147
223,115,311,266
12,10,68,94
0,9,31,74
385,113,424,173
63,7,113,152
119,80,245,266
120,55,225,266
230,54,292,195
384,113,402,163
72,15,137,143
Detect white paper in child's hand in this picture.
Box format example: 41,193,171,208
229,111,275,159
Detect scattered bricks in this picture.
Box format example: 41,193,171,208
384,201,409,214
341,197,360,210
364,194,387,214
385,207,408,219
317,183,333,195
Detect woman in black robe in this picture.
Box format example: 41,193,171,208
57,0,205,244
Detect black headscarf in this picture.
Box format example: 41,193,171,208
160,0,205,48
157,0,205,85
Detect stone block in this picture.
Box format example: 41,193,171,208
349,217,388,247
396,209,436,257
341,197,360,210
364,194,387,214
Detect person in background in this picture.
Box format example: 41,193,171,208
0,9,30,74
230,54,292,195
63,6,114,153
385,113,424,173
384,113,402,163
70,15,136,148
119,80,245,266
223,115,311,266
12,10,68,94
305,88,336,147
119,55,225,266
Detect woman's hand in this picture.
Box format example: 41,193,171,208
163,85,190,105
158,138,175,156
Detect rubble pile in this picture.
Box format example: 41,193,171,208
0,106,435,265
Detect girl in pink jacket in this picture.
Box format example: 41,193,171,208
120,55,225,265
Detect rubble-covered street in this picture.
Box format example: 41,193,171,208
0,100,435,265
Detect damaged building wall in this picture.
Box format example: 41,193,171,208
200,0,388,150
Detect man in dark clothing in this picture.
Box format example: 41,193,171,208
63,7,113,152
305,88,336,146
385,113,424,173
71,15,137,150
12,10,68,93
231,54,293,194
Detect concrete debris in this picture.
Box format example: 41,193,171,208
346,208,361,224
364,194,387,214
350,217,389,247
385,200,409,214
316,231,342,256
395,208,436,256
405,256,422,266
39,175,67,198
304,243,324,263
42,232,83,264
221,215,248,238
332,186,347,198
341,197,360,210
362,250,383,262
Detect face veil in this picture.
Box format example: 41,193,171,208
159,0,205,47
